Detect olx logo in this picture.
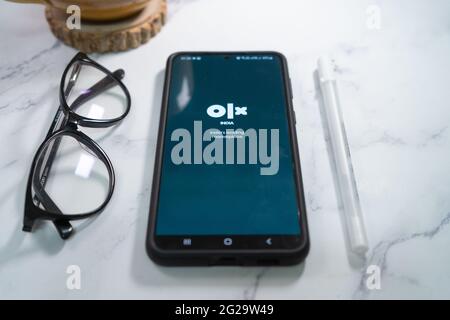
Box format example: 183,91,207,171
207,103,247,119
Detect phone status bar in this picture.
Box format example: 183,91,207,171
236,55,274,61
179,55,274,61
180,56,202,61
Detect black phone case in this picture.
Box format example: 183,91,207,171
146,51,309,266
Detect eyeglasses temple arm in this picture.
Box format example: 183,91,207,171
32,175,73,239
30,63,83,236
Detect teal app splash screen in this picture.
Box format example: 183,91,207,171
156,53,301,235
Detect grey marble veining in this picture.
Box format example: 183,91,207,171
1,0,450,299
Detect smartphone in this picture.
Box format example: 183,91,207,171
147,52,309,266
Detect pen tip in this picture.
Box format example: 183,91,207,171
317,55,335,81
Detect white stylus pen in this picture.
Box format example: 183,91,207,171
318,56,369,255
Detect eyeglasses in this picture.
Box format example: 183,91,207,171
23,52,131,239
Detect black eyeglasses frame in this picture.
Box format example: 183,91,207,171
23,52,131,239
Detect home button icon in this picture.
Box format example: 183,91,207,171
223,238,233,246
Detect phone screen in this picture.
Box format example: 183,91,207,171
154,53,303,249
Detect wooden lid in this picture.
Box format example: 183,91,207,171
45,0,167,53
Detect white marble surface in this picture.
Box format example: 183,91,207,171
1,0,450,299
